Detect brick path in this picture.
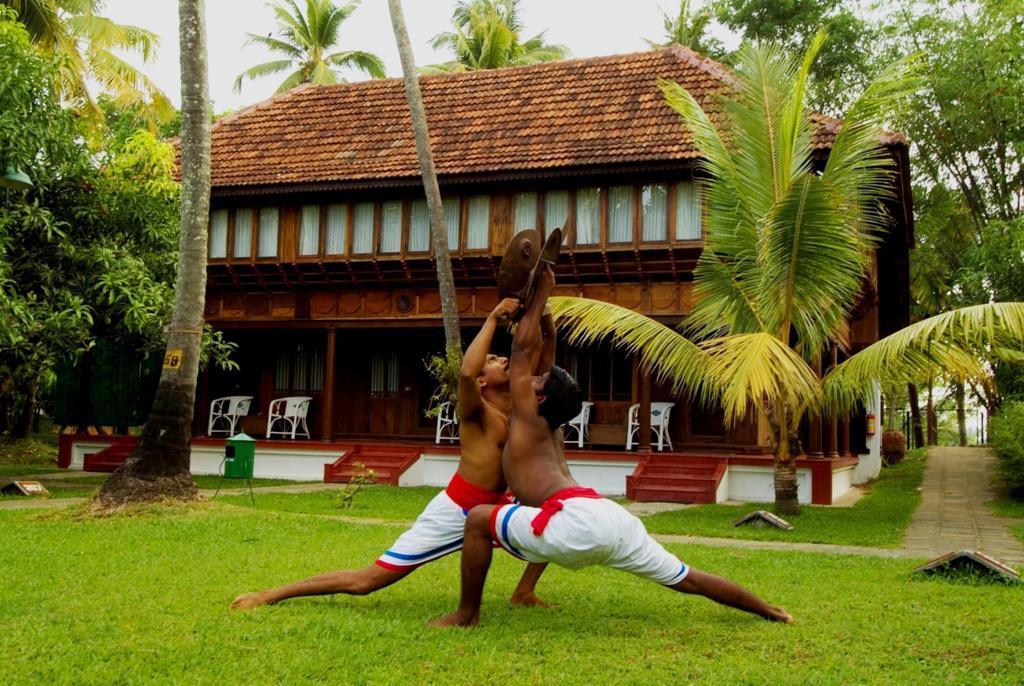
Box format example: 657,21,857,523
902,446,1024,567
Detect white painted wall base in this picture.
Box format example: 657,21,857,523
399,452,640,496
727,465,812,504
66,440,118,470
190,444,342,481
832,466,855,499
853,381,883,485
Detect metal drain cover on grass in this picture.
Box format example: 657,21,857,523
732,510,793,530
913,550,1021,583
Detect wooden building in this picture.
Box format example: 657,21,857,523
196,46,913,472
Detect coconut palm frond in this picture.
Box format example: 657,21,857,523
237,0,382,93
325,49,386,78
759,173,870,357
241,33,304,58
822,303,1024,414
233,60,296,93
823,54,921,235
700,332,821,425
549,297,719,406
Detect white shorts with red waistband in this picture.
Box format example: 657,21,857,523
490,496,689,586
376,472,509,571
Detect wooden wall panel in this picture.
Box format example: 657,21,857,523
207,284,697,323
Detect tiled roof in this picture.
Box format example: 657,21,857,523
208,45,903,189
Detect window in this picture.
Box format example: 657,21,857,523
575,187,600,245
408,200,430,252
565,345,632,402
544,190,569,239
443,197,460,250
298,205,320,256
514,192,537,231
208,209,228,258
641,184,668,241
325,203,347,254
370,351,400,398
258,207,279,257
466,195,489,249
273,342,324,394
352,202,374,253
234,208,253,258
607,185,633,243
380,201,402,253
675,181,702,240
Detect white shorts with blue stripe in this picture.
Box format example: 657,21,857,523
490,496,689,586
375,490,467,570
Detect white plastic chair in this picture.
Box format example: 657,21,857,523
626,401,675,451
563,401,594,448
266,396,312,439
435,400,459,444
207,395,253,437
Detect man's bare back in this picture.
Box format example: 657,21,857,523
230,298,547,611
431,266,792,627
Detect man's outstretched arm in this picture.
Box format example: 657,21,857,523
458,298,521,420
509,266,555,411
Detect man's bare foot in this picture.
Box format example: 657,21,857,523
231,591,274,610
428,610,479,628
509,591,551,608
764,605,794,624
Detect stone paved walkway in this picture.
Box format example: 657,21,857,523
902,446,1024,567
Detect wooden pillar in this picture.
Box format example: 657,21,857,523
197,367,210,437
322,327,337,442
807,355,823,457
824,347,839,458
839,414,852,457
638,366,652,453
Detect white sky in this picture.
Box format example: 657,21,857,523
99,0,737,112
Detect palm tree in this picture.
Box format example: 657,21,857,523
386,0,461,354
549,35,1024,514
234,0,384,94
1,0,173,130
644,0,724,58
425,0,567,73
96,0,211,507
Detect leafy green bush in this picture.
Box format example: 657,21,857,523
989,401,1024,498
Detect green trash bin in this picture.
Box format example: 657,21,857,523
215,433,256,503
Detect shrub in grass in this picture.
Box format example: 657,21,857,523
990,400,1024,499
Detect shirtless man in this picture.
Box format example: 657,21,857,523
232,298,548,610
431,266,793,627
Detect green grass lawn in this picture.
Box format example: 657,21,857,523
0,502,1021,685
987,497,1024,520
618,451,927,548
0,473,315,501
218,484,443,521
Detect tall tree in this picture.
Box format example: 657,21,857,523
712,0,874,113
96,0,212,507
387,0,461,354
234,0,384,94
1,10,197,439
884,0,1024,410
644,0,725,59
424,0,567,73
1,0,173,131
550,37,1024,514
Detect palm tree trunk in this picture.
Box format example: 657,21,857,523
771,401,800,515
955,381,967,447
907,383,924,449
96,0,210,507
926,381,937,446
387,0,461,354
10,376,38,440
